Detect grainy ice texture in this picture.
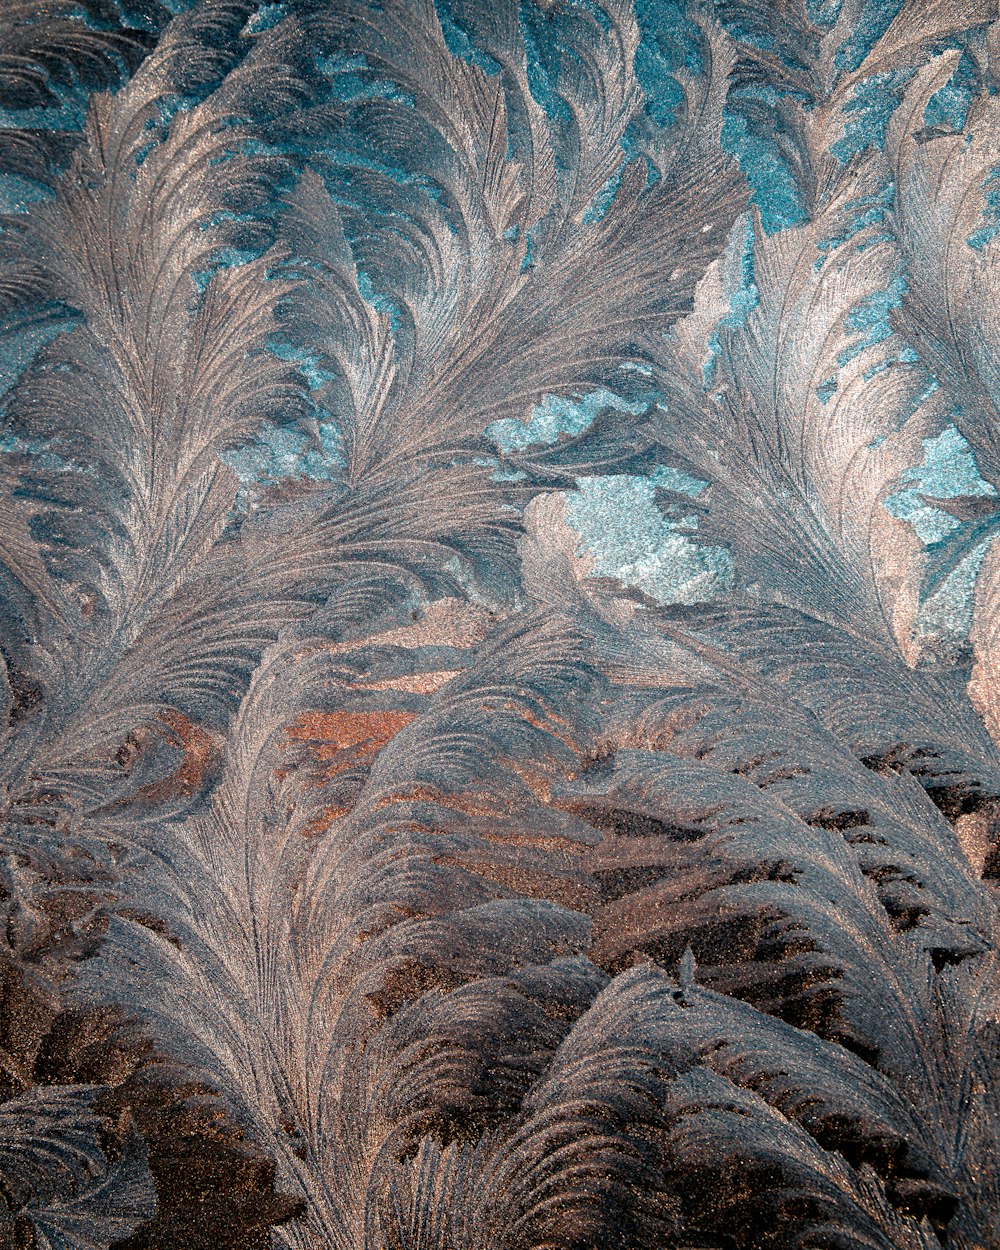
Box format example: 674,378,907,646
0,0,998,1246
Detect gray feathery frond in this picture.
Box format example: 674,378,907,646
0,1086,157,1249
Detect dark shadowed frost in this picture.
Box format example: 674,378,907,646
0,0,997,1247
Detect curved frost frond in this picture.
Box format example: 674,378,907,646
0,1,998,1247
0,1086,156,1250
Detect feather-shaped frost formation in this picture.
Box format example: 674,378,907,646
0,0,998,1246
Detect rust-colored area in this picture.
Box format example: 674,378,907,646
508,758,559,803
299,803,354,837
287,709,418,777
432,849,597,912
371,783,497,815
158,709,220,798
282,710,422,835
114,709,220,809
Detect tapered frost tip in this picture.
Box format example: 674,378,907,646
679,944,697,991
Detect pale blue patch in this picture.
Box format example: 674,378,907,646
633,0,701,130
218,333,344,501
574,0,613,31
0,0,161,133
649,464,707,496
912,424,995,499
831,70,913,164
434,0,503,75
925,53,975,132
0,314,80,406
834,0,905,74
837,270,907,364
473,455,529,483
915,541,991,649
268,340,337,392
520,0,698,138
703,217,759,385
316,52,362,75
727,234,760,325
721,110,807,234
487,388,646,453
356,270,403,334
220,419,344,498
520,226,538,273
712,3,826,232
318,150,446,209
809,255,914,400
149,94,193,133
241,3,285,36
968,167,1000,252
582,166,625,225
518,4,572,128
191,247,258,292
317,51,416,107
634,43,686,129
0,174,52,213
564,473,732,605
885,424,997,544
0,103,85,132
298,423,345,478
312,55,418,147
861,342,919,381
856,230,897,253
817,183,895,261
134,140,158,168
0,430,88,475
806,0,840,25
716,17,775,52
817,375,839,405
886,493,960,545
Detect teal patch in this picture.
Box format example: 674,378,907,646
916,541,991,653
487,389,647,453
721,110,807,234
241,3,286,36
925,53,976,132
885,425,998,654
564,472,731,604
834,0,905,74
831,71,913,164
886,425,996,544
221,419,344,501
703,217,759,385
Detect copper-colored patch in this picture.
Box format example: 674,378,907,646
287,709,418,777
115,710,220,807
157,709,220,798
508,758,557,803
371,782,496,814
955,808,992,876
299,803,354,837
433,850,597,911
